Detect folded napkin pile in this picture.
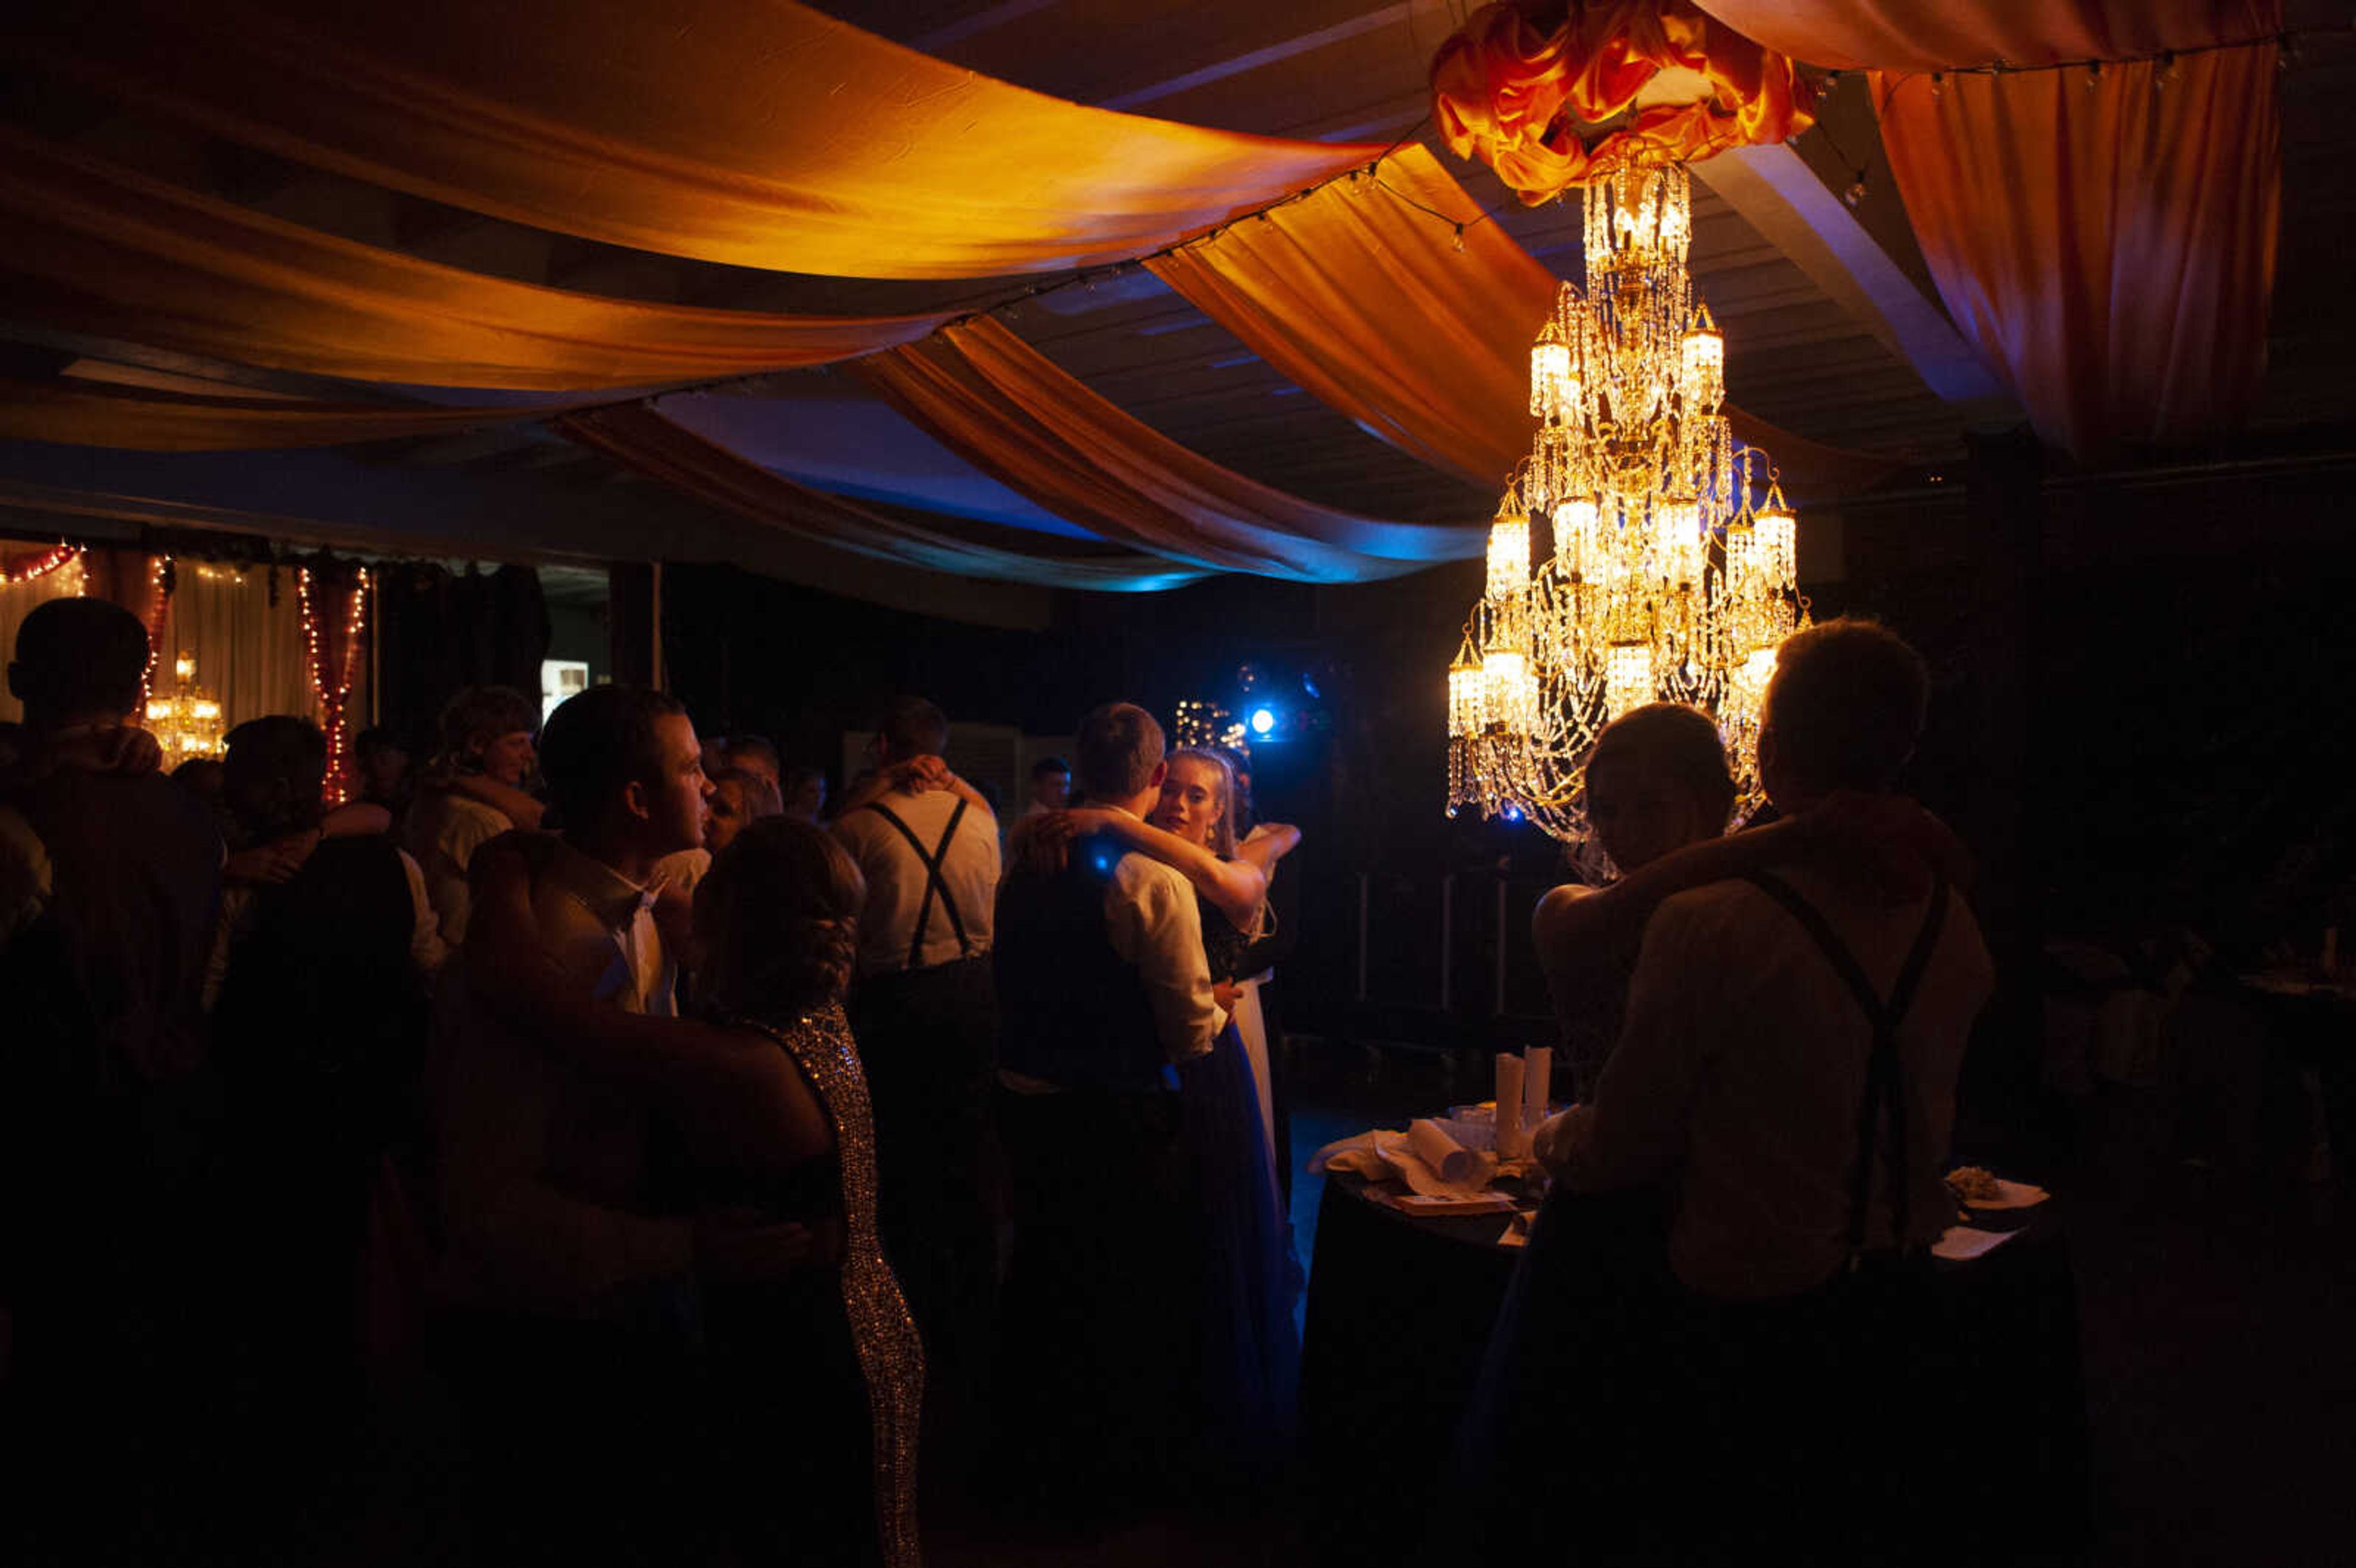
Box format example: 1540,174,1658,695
1309,1121,1499,1199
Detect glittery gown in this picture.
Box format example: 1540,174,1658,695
709,1005,924,1568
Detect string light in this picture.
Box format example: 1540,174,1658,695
0,541,84,586
298,565,370,805
140,553,174,709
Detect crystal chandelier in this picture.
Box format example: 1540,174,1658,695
145,650,226,765
1447,161,1804,844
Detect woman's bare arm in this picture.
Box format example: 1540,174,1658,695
320,800,391,838
463,837,830,1164
1061,807,1266,931
447,772,546,831
1236,821,1301,874
1533,816,1817,977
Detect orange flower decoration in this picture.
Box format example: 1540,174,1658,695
1431,0,1816,202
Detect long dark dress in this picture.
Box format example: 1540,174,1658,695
1178,893,1302,1482
705,1005,925,1568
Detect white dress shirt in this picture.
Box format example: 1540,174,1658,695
403,789,512,947
832,788,1000,976
1102,820,1221,1066
1557,866,1993,1299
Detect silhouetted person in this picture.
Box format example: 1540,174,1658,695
2,597,225,1562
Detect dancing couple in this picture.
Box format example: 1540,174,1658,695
991,701,1302,1517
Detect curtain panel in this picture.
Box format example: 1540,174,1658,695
556,405,1210,594
861,320,1471,584
28,0,1382,281
150,562,323,740
1695,1,2282,456
0,132,951,391
1691,1,2271,71
1150,145,1904,498
1873,45,2279,456
0,551,94,724
372,563,549,753
0,378,579,452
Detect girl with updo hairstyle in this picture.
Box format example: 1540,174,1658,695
461,817,924,1567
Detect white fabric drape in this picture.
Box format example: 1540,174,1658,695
0,555,93,724
152,565,325,739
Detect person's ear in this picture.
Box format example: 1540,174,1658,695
622,777,653,823
1147,759,1168,791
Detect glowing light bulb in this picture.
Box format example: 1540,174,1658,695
1604,642,1652,718
1529,323,1573,418
1449,661,1484,738
1485,513,1530,599
1554,495,1602,577
1754,505,1797,584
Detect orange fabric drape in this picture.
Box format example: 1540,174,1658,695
1693,2,2281,456
1150,144,1902,498
557,405,1207,594
861,320,1472,583
28,0,1382,281
1431,0,1816,204
1691,1,2267,71
0,132,950,391
0,379,581,452
1876,48,2279,455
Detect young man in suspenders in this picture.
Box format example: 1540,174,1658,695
1536,619,1993,1558
830,697,1003,1437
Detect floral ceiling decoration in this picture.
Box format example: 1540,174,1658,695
1431,0,1817,204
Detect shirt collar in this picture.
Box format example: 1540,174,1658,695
544,837,659,931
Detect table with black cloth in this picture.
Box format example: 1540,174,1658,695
1299,1172,2092,1564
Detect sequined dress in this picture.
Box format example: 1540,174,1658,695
730,1004,925,1568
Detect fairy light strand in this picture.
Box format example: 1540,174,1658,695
298,566,371,805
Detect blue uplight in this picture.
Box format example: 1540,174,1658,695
1249,707,1276,736
1503,805,1524,823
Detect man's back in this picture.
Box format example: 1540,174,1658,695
403,787,509,947
1577,864,1993,1298
996,831,1215,1093
11,769,220,1082
833,788,998,976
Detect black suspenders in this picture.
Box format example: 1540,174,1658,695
861,797,972,970
1746,868,1951,1261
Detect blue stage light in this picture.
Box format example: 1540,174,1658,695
1249,707,1276,736
1503,805,1524,823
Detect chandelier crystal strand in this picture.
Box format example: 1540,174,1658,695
1446,163,1806,844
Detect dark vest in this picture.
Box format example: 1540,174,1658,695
993,831,1168,1094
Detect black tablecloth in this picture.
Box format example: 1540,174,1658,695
1299,1174,2093,1564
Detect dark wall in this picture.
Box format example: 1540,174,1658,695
373,562,550,753
660,447,2356,1060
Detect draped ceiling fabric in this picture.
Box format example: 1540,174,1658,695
1431,0,1817,204
0,378,575,452
863,320,1472,584
0,133,951,391
29,0,1384,280
1695,1,2282,457
558,405,1208,594
1151,144,1903,498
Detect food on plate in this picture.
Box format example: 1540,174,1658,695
1945,1166,2004,1204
